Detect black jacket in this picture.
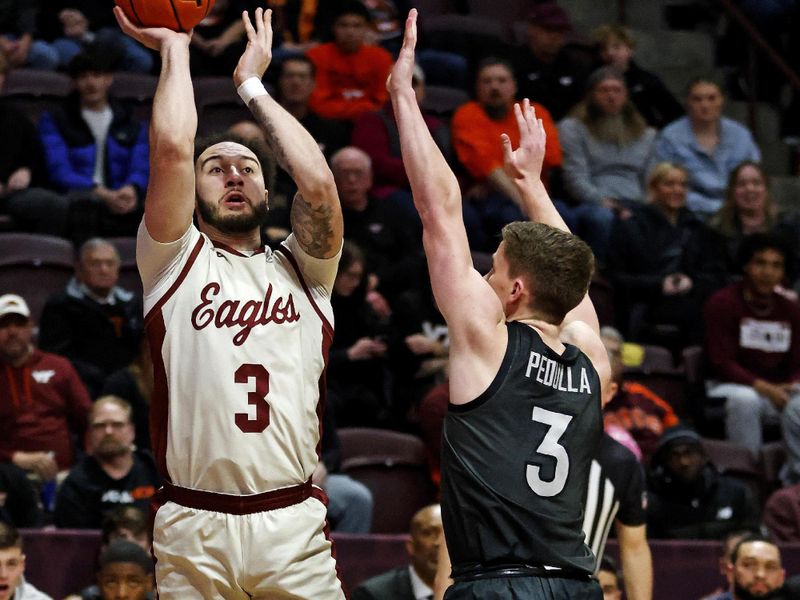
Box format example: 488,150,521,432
351,567,416,600
606,203,726,304
646,460,759,539
54,449,160,529
39,278,143,397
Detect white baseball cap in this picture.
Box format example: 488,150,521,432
0,294,31,319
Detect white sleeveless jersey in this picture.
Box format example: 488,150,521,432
138,224,338,495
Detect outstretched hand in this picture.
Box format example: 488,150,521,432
113,6,190,51
387,9,418,95
233,7,273,87
502,99,547,182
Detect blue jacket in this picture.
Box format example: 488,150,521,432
38,94,149,198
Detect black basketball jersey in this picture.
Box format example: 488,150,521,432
441,320,602,576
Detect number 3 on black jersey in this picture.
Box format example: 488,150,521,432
527,407,573,497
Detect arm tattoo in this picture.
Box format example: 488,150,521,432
291,193,336,257
249,100,294,179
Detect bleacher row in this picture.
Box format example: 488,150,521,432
0,67,469,134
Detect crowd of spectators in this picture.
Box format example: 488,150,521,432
2,0,800,596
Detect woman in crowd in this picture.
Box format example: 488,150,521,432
606,162,726,349
710,160,800,288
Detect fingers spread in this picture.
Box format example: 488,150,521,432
242,10,257,41
513,103,527,136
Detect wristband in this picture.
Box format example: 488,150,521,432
237,77,268,105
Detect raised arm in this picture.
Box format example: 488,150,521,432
503,100,610,388
114,8,196,243
389,10,505,404
233,8,341,259
502,100,601,334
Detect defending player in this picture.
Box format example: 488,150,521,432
114,6,345,599
389,11,610,600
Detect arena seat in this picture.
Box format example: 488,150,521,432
701,437,766,508
682,344,725,437
338,427,437,534
624,344,688,415
110,72,158,122
421,85,469,117
0,233,75,323
2,68,72,123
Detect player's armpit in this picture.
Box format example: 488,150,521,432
561,320,611,402
290,192,339,259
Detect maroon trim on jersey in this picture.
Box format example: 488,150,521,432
146,310,172,484
144,235,205,323
276,245,334,337
161,479,313,515
210,239,266,257
312,486,349,597
315,324,333,461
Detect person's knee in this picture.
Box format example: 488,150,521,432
724,387,762,414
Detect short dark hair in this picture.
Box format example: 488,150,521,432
67,51,114,78
737,233,791,273
731,534,779,565
333,1,372,23
598,555,621,580
277,55,316,79
475,57,515,82
102,506,149,545
501,222,594,324
194,132,277,191
685,75,723,97
98,540,153,574
0,522,21,550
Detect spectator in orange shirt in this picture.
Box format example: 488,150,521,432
601,326,679,463
451,57,562,250
306,1,394,122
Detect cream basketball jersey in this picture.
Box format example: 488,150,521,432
138,223,339,495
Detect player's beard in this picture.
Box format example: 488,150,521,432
196,194,270,234
733,581,785,600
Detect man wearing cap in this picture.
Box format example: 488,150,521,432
0,294,92,480
645,425,758,539
513,2,594,121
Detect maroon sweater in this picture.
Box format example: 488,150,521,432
704,282,800,385
0,349,92,469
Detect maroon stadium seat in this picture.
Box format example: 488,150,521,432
338,427,437,534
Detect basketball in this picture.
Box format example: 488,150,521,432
115,0,216,32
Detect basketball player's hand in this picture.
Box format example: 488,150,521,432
502,99,546,182
233,7,273,87
387,9,417,94
113,6,191,51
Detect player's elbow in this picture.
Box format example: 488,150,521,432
301,168,337,200
150,131,195,163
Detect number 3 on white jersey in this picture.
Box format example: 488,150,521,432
526,407,573,497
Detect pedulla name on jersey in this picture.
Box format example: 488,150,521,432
525,350,592,394
191,281,300,346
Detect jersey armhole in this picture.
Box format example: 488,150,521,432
449,323,516,414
